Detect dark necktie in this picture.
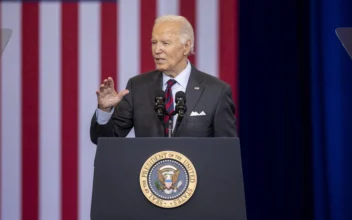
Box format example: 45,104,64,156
164,79,177,136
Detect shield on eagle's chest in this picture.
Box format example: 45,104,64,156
165,178,172,189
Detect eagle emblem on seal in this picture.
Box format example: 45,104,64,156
155,165,183,194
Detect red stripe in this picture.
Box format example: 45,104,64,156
21,3,39,220
101,2,118,89
180,0,196,65
61,3,78,220
140,0,156,73
219,0,239,127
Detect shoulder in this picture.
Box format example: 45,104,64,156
193,67,231,92
129,70,159,81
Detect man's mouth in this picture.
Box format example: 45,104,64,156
155,58,166,63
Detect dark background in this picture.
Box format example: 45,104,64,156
239,0,352,219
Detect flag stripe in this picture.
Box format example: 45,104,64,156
21,3,39,220
61,3,78,220
118,0,139,138
140,0,156,73
118,0,139,91
179,0,196,65
1,4,22,220
196,0,218,77
157,0,179,16
100,1,117,85
219,0,239,122
78,3,100,220
39,3,61,220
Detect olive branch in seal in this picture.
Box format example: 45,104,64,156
155,180,163,191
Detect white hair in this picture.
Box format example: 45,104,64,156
154,15,195,55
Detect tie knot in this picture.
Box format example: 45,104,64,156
166,79,177,88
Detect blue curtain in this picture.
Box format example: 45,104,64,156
311,0,352,219
239,0,352,219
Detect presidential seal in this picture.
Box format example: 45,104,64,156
139,151,197,208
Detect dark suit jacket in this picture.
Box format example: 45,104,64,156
90,65,237,144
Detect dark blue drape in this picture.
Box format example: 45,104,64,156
311,0,352,219
239,0,312,219
239,0,352,219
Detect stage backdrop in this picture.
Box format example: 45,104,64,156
311,0,352,219
0,1,238,220
240,0,352,219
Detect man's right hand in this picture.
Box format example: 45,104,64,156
96,77,129,112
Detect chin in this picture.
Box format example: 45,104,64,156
156,64,167,72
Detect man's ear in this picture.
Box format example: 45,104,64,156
184,39,191,56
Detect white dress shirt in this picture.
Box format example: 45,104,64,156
96,60,192,130
162,61,191,129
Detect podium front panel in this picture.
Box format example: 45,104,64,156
91,137,246,220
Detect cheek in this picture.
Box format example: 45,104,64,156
164,47,182,64
166,51,177,61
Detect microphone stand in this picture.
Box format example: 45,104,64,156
167,111,177,138
168,117,173,138
162,96,186,138
173,114,184,136
154,99,167,137
168,110,185,138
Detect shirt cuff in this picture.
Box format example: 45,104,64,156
96,107,114,125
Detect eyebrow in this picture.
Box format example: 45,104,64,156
151,39,172,43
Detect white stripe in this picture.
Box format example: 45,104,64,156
196,0,219,77
1,3,22,220
118,0,140,91
119,0,140,138
157,0,179,16
39,3,61,220
78,3,100,220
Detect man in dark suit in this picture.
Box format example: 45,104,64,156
90,15,237,144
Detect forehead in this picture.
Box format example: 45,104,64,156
152,22,181,39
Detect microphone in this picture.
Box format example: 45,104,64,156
173,91,187,136
154,90,166,116
175,91,187,117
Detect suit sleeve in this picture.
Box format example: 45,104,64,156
90,79,134,145
213,85,238,137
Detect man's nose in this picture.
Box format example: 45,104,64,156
154,43,162,54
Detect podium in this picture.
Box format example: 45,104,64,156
90,137,247,220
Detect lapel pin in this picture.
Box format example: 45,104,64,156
194,87,200,90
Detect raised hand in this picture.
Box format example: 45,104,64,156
96,77,129,112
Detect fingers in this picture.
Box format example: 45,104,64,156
100,77,115,91
117,89,130,99
107,77,115,89
100,84,105,92
103,79,108,89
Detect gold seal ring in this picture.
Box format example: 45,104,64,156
139,151,197,208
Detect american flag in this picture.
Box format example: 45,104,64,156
0,0,238,219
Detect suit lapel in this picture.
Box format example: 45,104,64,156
185,66,204,114
148,71,165,137
174,65,204,136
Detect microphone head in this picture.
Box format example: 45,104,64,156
154,90,166,116
155,90,165,102
175,91,186,103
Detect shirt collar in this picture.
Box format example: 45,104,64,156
162,60,191,89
